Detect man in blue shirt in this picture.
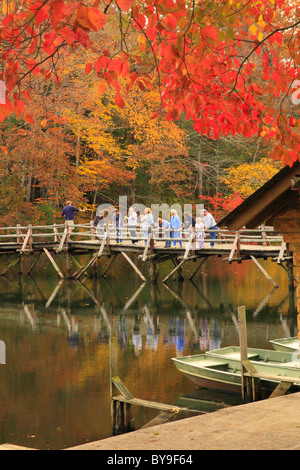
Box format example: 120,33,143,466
62,201,85,234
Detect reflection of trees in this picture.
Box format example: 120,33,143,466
0,268,297,448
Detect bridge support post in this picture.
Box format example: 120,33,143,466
162,256,185,283
189,256,209,281
250,255,278,288
149,260,159,283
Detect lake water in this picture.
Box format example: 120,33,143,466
0,253,297,449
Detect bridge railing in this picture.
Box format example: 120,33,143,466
91,224,283,246
0,222,284,253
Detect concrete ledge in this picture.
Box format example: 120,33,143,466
67,392,300,450
0,444,35,450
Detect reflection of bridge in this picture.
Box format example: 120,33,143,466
4,275,296,352
0,223,293,288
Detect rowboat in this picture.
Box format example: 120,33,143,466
205,345,300,366
269,337,299,352
171,352,300,394
176,392,233,413
172,355,242,393
175,387,242,412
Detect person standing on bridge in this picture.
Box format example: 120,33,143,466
112,208,124,244
195,217,205,249
157,218,171,247
202,208,218,247
170,210,182,247
62,201,86,234
127,207,138,244
141,208,154,245
93,212,105,239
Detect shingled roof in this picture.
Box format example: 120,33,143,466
217,161,300,230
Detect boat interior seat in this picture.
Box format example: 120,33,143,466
203,362,229,371
280,361,300,368
216,352,260,361
247,354,260,360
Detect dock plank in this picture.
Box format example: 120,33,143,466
112,395,181,413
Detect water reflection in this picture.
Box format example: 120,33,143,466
0,256,297,449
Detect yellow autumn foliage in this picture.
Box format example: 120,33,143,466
221,158,282,198
59,50,187,170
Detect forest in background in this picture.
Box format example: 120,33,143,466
0,0,298,226
0,49,282,226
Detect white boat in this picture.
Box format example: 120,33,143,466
172,350,300,394
269,337,299,352
206,345,300,366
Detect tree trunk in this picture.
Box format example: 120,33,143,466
75,102,82,168
91,184,98,221
197,134,203,197
131,179,136,206
26,177,32,202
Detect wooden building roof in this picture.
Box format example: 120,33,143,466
217,161,300,230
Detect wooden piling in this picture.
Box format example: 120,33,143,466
66,251,71,278
43,248,64,279
0,257,20,276
72,254,97,280
149,260,159,283
101,254,118,278
238,306,261,403
109,337,135,434
163,257,185,283
250,255,278,288
27,252,42,275
120,252,146,282
18,255,24,275
45,279,64,308
189,256,209,281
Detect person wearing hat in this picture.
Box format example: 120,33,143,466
202,208,218,247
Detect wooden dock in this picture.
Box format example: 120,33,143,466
0,222,293,286
109,337,203,435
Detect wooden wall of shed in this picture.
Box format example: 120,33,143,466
273,199,300,241
274,201,300,337
292,251,300,317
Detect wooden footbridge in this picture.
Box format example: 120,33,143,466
0,221,293,287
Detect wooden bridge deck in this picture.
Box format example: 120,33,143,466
0,238,283,256
68,238,283,256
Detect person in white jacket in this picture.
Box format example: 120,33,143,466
141,208,154,245
195,217,205,249
128,207,138,244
